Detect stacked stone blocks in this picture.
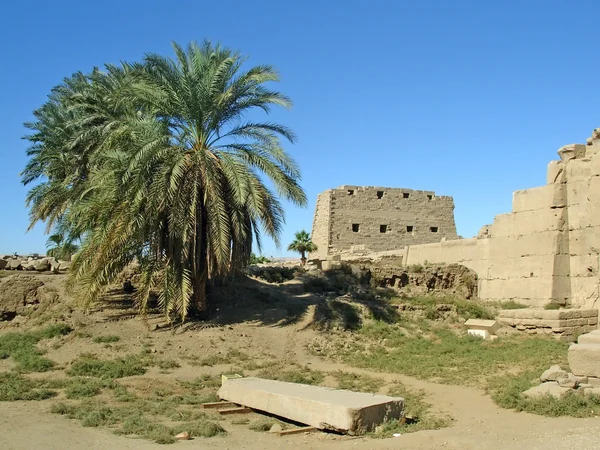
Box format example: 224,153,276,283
498,309,598,341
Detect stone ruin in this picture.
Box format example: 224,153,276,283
0,254,71,273
311,186,457,260
311,128,600,311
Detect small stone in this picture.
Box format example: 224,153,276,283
587,377,600,388
175,431,190,440
269,423,283,433
522,382,571,399
540,365,568,382
558,374,579,389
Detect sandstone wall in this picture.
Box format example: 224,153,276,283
313,127,600,310
402,128,600,308
311,186,457,258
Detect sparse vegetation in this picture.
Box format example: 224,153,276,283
370,382,451,437
67,354,148,379
258,363,325,385
0,372,57,401
496,300,528,309
334,322,568,387
93,335,120,344
544,302,562,310
0,324,72,372
332,371,384,393
488,370,600,417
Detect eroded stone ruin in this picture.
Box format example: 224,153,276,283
311,128,600,310
311,186,457,259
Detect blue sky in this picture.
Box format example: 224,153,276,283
0,0,598,256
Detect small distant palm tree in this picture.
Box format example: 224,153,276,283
46,232,79,261
288,230,317,266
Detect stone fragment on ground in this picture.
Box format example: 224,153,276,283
540,365,568,382
522,382,571,399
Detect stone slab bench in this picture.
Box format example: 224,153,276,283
217,377,404,434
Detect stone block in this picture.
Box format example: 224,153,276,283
491,214,514,238
568,344,600,377
522,382,571,399
578,333,600,345
464,319,500,335
547,160,566,184
558,144,586,162
540,365,568,382
217,377,404,434
588,377,600,387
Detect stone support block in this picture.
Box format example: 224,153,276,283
568,344,600,377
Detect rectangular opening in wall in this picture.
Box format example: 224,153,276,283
430,226,439,233
380,224,387,233
352,223,360,232
403,192,410,199
406,225,414,232
376,190,384,199
427,195,433,200
347,189,354,195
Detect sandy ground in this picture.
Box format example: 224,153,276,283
1,273,600,449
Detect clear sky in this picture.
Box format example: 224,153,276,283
1,0,598,257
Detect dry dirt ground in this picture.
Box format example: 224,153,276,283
1,273,600,449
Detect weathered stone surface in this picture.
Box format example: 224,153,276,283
7,259,22,270
558,373,579,389
568,344,600,377
578,332,600,345
218,377,404,434
558,144,586,162
587,377,600,387
540,365,568,382
311,186,457,260
58,261,71,271
464,319,500,335
522,382,571,399
0,259,7,270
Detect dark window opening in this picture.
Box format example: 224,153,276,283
352,224,360,232
406,225,414,232
403,192,410,199
427,195,433,200
376,190,384,199
347,189,354,195
430,226,439,233
380,225,387,233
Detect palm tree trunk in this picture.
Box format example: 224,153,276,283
301,250,306,267
192,194,209,319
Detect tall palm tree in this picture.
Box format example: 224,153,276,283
23,41,306,321
288,230,317,266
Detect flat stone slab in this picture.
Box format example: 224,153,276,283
217,377,404,434
568,343,600,377
464,319,500,334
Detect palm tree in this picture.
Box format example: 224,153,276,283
288,230,317,266
23,41,306,321
46,232,79,261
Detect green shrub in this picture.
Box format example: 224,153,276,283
93,335,120,344
68,355,147,379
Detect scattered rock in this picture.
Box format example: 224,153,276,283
175,431,190,440
522,382,571,399
558,373,580,389
269,423,283,433
540,365,568,382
